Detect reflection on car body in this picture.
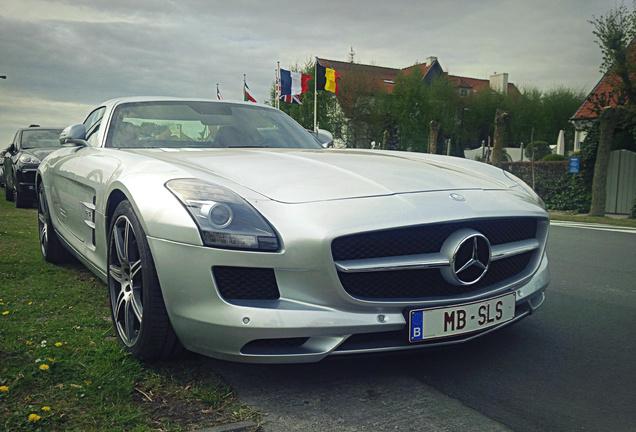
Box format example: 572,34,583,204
37,97,550,363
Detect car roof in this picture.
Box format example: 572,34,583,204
99,96,273,110
17,127,65,132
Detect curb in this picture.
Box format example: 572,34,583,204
190,420,259,432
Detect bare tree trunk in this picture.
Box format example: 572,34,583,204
589,107,622,216
492,109,510,167
429,120,440,154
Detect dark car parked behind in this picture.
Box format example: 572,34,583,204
3,126,64,207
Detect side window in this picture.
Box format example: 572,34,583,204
84,107,105,147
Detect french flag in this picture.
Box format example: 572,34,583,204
280,69,312,96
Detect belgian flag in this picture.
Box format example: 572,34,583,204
316,62,340,94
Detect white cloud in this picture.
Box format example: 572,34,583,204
0,0,613,146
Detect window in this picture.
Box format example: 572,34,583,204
84,107,105,147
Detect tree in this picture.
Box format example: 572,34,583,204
589,106,623,215
588,3,636,216
429,120,440,154
391,66,430,151
492,109,510,166
524,141,552,161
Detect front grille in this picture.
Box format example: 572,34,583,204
338,252,532,300
332,218,540,301
332,218,537,261
213,266,280,300
19,170,37,185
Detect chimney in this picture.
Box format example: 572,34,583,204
489,72,509,94
426,56,438,66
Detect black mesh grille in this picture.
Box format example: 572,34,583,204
337,253,532,300
332,218,537,261
213,266,280,300
332,217,540,302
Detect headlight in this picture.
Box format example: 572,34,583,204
19,154,40,164
166,179,279,251
503,170,545,208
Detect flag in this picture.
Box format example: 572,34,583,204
216,85,222,100
316,62,340,94
280,69,312,96
279,94,303,104
244,81,257,102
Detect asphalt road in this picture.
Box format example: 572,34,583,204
202,221,636,432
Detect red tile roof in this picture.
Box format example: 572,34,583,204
571,38,636,121
317,58,518,96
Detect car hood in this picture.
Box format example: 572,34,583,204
131,148,515,204
24,148,62,161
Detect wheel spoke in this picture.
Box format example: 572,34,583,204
109,264,123,284
113,220,130,266
129,259,142,279
131,288,143,323
39,224,48,249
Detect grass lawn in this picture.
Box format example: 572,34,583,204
548,211,636,227
0,196,260,431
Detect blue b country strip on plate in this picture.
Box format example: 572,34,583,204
410,293,516,342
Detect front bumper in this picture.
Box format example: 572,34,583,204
148,234,550,364
15,166,38,201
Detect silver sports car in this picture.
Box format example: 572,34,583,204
37,97,550,363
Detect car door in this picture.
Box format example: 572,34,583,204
56,107,121,273
4,131,20,193
47,108,106,259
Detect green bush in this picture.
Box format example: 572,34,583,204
542,154,567,161
524,141,552,161
535,172,591,213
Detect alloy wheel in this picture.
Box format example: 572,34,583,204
108,215,144,347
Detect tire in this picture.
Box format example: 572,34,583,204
38,183,70,264
14,183,31,208
4,176,14,201
107,200,183,361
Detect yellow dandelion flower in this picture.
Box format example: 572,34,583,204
42,406,51,411
28,414,41,422
48,358,56,363
55,342,62,347
26,341,33,345
2,311,8,315
28,302,33,305
0,386,9,392
39,364,49,370
84,381,92,386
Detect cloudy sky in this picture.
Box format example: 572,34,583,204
0,0,616,147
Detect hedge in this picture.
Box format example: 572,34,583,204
500,161,592,213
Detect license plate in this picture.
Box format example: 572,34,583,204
409,293,516,342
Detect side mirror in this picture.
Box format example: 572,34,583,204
307,128,334,148
315,129,334,148
59,124,88,146
7,144,15,153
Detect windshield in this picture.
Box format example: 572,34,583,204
21,130,63,149
106,101,322,150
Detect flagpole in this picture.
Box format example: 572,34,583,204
313,57,318,132
243,74,246,102
276,62,280,110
